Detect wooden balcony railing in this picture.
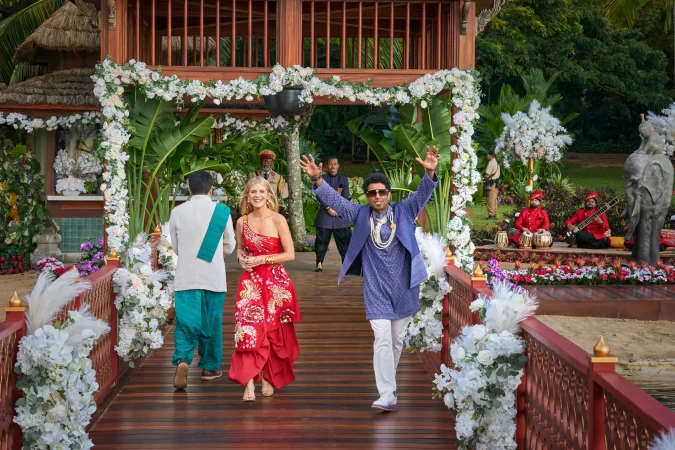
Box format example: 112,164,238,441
127,0,277,67
0,308,25,450
302,0,458,70
442,261,675,449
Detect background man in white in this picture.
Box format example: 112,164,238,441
169,171,235,390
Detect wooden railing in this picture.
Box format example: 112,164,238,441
0,233,161,449
442,262,675,449
301,0,458,70
128,0,277,67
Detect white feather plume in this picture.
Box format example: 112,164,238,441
415,228,448,278
161,222,172,244
147,269,169,285
484,280,539,335
63,306,111,347
650,428,675,450
24,269,91,335
501,112,517,130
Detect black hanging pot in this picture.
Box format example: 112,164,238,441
263,87,308,116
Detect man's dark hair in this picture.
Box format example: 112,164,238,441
362,172,391,193
188,170,213,195
326,156,339,163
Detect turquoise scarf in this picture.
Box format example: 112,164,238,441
197,203,231,262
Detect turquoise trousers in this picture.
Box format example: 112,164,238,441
172,289,225,371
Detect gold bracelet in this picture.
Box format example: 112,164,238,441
265,256,274,265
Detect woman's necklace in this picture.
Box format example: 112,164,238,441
370,209,396,250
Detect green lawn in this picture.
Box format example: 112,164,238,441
561,164,624,192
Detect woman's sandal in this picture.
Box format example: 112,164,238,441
261,377,274,397
243,379,256,402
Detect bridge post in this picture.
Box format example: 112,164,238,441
587,336,617,450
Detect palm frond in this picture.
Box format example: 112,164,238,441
8,61,46,84
0,0,64,85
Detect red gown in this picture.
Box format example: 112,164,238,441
509,207,551,246
228,216,302,389
565,208,609,240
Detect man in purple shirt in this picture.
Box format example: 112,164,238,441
314,157,352,272
300,147,439,412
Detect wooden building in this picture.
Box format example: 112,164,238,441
0,0,507,253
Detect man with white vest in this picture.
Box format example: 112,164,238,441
169,170,236,390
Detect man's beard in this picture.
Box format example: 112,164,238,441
530,204,539,209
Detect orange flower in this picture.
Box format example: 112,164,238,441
8,192,17,207
9,207,19,221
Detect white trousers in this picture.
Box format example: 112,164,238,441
370,316,412,396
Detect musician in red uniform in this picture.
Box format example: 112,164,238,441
565,192,611,249
509,190,550,247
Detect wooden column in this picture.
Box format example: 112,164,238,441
445,2,461,69
276,0,303,66
100,0,127,63
458,1,476,69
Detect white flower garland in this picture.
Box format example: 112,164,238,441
433,280,538,450
213,113,302,139
158,223,178,307
14,311,108,450
495,100,572,168
113,234,171,362
0,111,101,133
93,58,480,260
406,229,452,352
447,76,481,274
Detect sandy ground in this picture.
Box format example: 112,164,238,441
537,315,675,378
0,271,39,322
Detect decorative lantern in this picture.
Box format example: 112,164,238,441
514,259,521,270
263,87,308,116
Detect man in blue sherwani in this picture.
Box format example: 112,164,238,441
299,147,439,412
314,156,352,272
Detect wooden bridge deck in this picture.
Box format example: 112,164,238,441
89,249,456,449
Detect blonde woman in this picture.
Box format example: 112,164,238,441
227,177,302,401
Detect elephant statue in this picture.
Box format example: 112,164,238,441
622,119,674,266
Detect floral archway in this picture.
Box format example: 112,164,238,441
92,59,481,271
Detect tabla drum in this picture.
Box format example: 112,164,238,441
494,231,508,249
533,230,553,248
518,231,533,249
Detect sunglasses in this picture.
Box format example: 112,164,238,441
366,189,389,198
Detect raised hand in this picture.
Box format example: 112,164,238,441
415,146,440,172
299,154,323,179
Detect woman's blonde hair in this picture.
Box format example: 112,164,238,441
239,177,279,214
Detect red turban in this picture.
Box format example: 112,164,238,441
585,192,599,202
529,190,543,201
258,149,276,160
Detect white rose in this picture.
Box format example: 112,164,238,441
476,350,494,366
469,299,484,312
452,346,466,362
471,325,487,340
47,404,68,422
443,392,455,409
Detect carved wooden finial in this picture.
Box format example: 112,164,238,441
106,248,119,261
593,336,610,357
445,248,454,261
473,263,484,278
153,224,161,235
9,291,22,308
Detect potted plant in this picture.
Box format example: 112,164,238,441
261,66,310,116
56,177,86,196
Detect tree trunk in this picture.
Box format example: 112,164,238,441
284,126,307,245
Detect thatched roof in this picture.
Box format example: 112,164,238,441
13,0,99,65
162,36,218,55
0,68,97,106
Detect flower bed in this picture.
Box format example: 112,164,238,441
483,258,675,286
0,243,29,275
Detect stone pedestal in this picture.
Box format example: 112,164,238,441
30,227,63,268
